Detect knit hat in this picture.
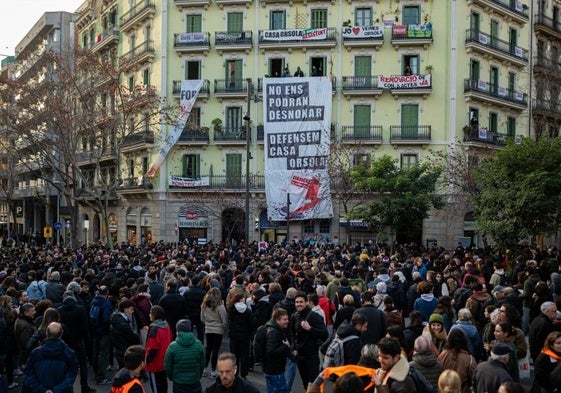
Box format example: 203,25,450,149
176,319,192,333
429,313,444,325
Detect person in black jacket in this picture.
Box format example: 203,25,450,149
204,352,260,393
110,299,140,369
353,291,387,345
183,276,206,343
290,291,328,390
158,280,187,339
262,308,291,393
228,294,256,378
58,291,96,393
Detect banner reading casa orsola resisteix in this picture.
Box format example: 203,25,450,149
264,77,334,221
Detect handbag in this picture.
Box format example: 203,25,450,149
518,351,531,383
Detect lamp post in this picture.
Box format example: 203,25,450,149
243,78,252,244
286,193,291,243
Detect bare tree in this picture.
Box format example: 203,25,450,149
2,48,177,248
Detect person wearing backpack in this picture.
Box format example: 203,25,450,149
322,313,367,369
259,308,291,393
91,285,113,385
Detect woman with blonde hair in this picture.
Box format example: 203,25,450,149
201,287,228,378
438,369,462,393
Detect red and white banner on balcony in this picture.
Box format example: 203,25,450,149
260,28,327,41
263,77,334,221
145,80,203,177
378,74,431,89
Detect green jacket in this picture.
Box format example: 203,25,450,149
164,331,205,385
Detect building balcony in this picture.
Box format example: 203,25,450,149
258,28,337,51
215,0,252,8
121,41,156,69
341,76,383,98
172,79,210,100
533,56,561,79
119,176,153,193
214,79,249,100
389,125,432,144
465,29,528,68
467,0,528,26
173,32,211,54
214,31,253,54
340,125,383,144
214,126,248,145
120,0,156,33
176,127,209,144
463,125,509,146
168,174,265,190
76,148,118,165
534,13,561,40
92,27,120,53
173,0,210,9
532,98,561,120
464,78,527,111
121,130,154,153
342,25,384,51
391,24,433,49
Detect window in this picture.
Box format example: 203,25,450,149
403,54,419,75
226,107,242,133
355,56,371,77
403,6,420,25
401,153,418,168
509,28,517,54
128,76,134,91
128,158,135,178
185,61,201,80
226,154,242,186
508,72,515,98
470,59,480,81
270,11,286,29
143,69,150,86
489,112,498,133
490,67,499,94
303,220,314,233
470,12,480,32
355,8,372,26
227,12,243,33
225,59,243,89
311,9,328,28
186,14,202,33
183,154,200,178
490,20,498,46
353,153,371,168
145,25,151,42
401,104,419,138
507,117,516,138
319,220,330,234
190,107,201,128
354,105,371,138
142,157,149,174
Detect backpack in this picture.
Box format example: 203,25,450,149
252,325,268,363
322,334,358,369
89,302,102,332
409,365,436,393
453,287,472,311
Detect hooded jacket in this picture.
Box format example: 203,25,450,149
334,320,362,365
410,350,443,390
145,319,172,372
57,296,89,350
376,355,416,393
413,293,439,321
262,319,291,375
228,301,256,341
23,338,79,393
164,331,205,385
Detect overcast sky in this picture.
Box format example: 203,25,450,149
0,0,83,58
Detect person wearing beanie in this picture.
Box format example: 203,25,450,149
164,318,205,393
422,313,447,356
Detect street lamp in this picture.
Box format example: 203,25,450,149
243,79,252,244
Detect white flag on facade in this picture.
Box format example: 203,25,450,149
263,77,334,221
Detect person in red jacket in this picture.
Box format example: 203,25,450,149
145,305,172,393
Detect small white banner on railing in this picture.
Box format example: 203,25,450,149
169,176,210,187
176,33,206,43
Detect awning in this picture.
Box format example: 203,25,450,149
339,220,369,228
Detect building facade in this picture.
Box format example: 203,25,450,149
4,0,548,248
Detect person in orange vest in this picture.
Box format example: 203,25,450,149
111,345,147,393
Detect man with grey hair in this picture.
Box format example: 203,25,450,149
529,301,558,360
409,335,442,389
449,308,482,356
473,342,513,393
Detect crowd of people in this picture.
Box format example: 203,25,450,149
0,239,559,393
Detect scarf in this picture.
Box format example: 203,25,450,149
542,348,561,362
